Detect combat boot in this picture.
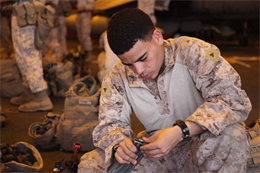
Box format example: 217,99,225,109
18,90,53,112
10,88,35,106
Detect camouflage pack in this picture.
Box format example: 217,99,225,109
56,75,100,151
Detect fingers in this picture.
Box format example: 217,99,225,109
140,135,170,158
142,135,157,144
115,147,137,164
115,138,138,165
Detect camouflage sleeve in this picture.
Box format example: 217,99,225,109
177,37,252,136
92,64,134,165
85,0,94,10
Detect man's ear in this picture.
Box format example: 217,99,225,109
152,29,164,45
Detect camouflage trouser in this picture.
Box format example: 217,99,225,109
47,26,63,60
58,15,67,55
11,15,47,93
76,12,92,52
78,123,250,173
0,16,12,55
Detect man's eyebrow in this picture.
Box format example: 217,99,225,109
122,52,147,66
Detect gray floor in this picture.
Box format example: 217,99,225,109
1,37,259,172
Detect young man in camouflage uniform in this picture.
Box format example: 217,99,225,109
78,8,252,172
10,0,53,112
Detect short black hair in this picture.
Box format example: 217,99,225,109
107,8,155,55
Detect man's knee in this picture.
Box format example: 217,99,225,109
221,123,250,149
198,123,250,172
78,149,106,173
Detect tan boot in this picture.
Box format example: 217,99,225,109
18,90,53,112
10,88,35,106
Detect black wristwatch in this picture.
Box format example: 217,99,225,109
173,120,190,139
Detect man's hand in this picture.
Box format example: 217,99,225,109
140,126,183,158
114,137,138,165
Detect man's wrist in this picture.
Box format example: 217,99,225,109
173,120,190,139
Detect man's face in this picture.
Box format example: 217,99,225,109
118,30,165,80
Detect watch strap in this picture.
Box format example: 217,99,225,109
173,120,190,139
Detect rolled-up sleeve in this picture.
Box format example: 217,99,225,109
177,38,252,136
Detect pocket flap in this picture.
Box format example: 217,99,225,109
24,3,35,15
13,4,26,16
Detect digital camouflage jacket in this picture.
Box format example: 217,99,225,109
93,36,252,164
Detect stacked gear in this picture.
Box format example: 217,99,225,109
56,75,100,151
0,142,43,172
45,61,74,97
0,58,24,98
28,112,60,149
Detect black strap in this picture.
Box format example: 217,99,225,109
173,120,190,139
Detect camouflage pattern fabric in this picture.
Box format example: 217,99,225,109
45,0,67,55
44,26,63,62
138,0,157,25
76,0,95,52
79,124,249,172
11,14,47,93
0,16,12,56
58,15,67,55
80,36,252,172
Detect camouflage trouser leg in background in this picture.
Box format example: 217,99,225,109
78,123,249,173
76,12,92,52
0,16,12,55
58,15,67,55
48,26,63,61
11,15,47,93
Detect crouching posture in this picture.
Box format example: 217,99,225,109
78,8,252,172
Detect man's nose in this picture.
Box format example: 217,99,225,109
133,63,144,75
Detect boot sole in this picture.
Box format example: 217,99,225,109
18,105,53,113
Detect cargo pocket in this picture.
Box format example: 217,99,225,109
24,3,36,25
13,4,27,27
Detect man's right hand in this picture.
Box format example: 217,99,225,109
114,137,138,165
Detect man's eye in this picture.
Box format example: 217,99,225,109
140,57,147,62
